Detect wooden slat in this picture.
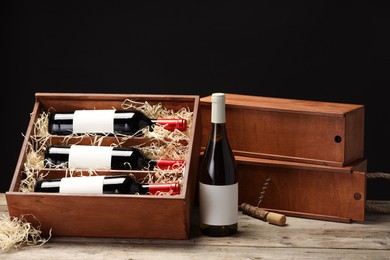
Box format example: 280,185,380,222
201,93,363,116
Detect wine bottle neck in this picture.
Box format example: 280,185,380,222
143,183,181,195
151,119,187,131
211,93,226,123
148,159,185,170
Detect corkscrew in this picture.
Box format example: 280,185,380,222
257,177,271,207
240,176,287,226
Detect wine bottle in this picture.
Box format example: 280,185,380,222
34,175,181,195
199,93,238,237
48,109,187,135
44,144,185,170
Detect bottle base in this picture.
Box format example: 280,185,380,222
200,223,238,237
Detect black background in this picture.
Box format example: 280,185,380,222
1,1,389,198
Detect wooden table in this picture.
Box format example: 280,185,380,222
1,193,389,259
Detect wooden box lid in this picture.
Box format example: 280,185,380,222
200,93,365,167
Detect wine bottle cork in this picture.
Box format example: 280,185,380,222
265,211,287,226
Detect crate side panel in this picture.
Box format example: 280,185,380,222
9,100,42,192
36,93,196,112
237,161,366,222
6,193,188,239
182,96,201,232
201,94,364,116
345,107,365,165
201,104,346,165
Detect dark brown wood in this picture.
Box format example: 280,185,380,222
6,193,188,239
200,93,365,167
6,93,201,239
36,92,196,112
2,193,390,258
236,155,366,222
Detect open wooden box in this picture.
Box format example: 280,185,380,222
6,93,201,239
201,93,365,167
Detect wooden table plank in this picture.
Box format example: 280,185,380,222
1,194,389,259
2,244,390,260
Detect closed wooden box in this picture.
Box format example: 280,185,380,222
236,156,366,222
200,93,366,222
200,94,365,167
6,93,201,239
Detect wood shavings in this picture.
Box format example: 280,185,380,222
21,99,191,194
33,111,50,136
121,99,175,119
0,214,51,252
122,99,193,143
153,167,185,185
138,142,187,161
18,142,47,193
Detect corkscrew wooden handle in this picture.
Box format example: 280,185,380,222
240,203,286,226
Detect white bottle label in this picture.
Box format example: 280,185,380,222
199,182,238,225
73,110,115,133
60,176,105,194
69,145,113,170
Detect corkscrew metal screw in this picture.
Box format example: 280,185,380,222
240,176,286,226
257,177,271,207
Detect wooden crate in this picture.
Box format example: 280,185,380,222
236,155,366,222
200,93,365,167
6,93,201,239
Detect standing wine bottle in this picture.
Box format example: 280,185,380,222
48,109,187,135
44,144,185,170
199,93,238,236
34,175,181,195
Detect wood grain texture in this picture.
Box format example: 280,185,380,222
200,93,365,167
201,93,363,116
236,157,367,222
1,194,389,259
